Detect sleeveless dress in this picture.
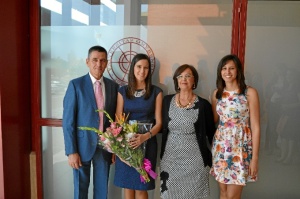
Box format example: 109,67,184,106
160,96,209,199
114,85,162,190
210,89,257,185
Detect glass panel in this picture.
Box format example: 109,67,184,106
41,126,122,198
245,1,300,199
42,127,73,198
41,0,233,119
41,1,233,198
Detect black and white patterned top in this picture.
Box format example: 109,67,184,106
160,96,210,199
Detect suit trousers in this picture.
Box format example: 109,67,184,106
73,147,110,199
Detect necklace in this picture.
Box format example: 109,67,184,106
134,89,146,97
176,93,193,108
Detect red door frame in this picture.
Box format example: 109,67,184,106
30,2,62,198
0,93,4,198
232,0,248,67
30,0,248,198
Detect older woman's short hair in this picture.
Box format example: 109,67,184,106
173,64,199,92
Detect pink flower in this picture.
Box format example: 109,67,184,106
112,127,122,137
226,121,235,128
225,140,230,147
110,122,117,129
221,147,225,153
100,135,106,141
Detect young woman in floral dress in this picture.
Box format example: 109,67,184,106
210,54,260,199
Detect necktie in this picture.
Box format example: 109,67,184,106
95,81,104,131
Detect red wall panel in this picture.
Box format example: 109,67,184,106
0,0,31,198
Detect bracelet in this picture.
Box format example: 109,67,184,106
148,131,152,139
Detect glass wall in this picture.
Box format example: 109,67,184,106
40,0,233,198
245,1,300,199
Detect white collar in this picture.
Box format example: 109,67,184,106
89,73,104,85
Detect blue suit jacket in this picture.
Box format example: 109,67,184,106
62,73,119,163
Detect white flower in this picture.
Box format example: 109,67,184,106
103,139,110,144
125,132,135,140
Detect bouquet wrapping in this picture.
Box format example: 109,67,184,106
79,110,157,183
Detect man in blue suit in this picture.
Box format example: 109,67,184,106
63,45,119,199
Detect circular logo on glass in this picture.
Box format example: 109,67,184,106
107,37,155,85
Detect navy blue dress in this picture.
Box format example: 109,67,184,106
114,85,162,190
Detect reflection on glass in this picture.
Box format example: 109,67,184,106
41,1,233,198
245,1,300,198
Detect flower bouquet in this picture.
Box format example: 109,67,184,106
78,110,157,183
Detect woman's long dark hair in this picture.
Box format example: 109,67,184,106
216,54,246,99
126,53,152,99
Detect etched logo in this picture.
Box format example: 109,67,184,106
107,37,155,85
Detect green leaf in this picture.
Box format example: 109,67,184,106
96,109,114,122
78,127,103,135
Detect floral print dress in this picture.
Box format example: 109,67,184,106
210,89,257,185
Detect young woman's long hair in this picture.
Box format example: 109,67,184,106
216,54,246,99
126,53,152,99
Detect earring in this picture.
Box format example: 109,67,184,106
193,84,195,88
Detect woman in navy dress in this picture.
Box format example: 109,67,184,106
114,53,163,199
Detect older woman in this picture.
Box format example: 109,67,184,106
160,64,215,199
